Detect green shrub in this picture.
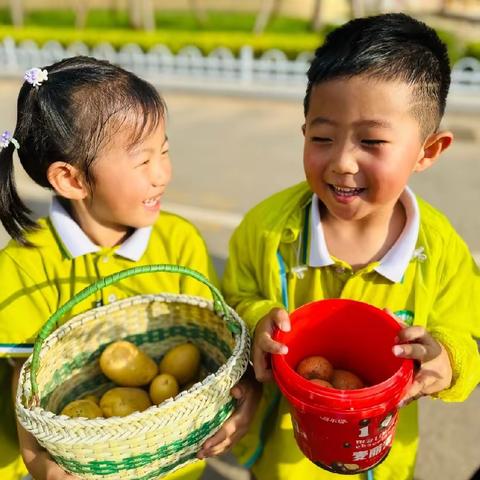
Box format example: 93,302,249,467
436,29,465,64
465,41,480,60
0,25,323,59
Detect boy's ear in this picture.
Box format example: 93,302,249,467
47,162,89,200
414,130,453,172
301,123,306,136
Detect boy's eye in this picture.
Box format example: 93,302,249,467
161,149,169,156
362,139,386,146
311,137,332,143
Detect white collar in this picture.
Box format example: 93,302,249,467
308,186,420,283
49,197,152,261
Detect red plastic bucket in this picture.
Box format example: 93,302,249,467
272,299,413,475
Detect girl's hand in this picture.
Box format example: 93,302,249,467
391,322,453,407
25,450,81,480
197,368,262,458
252,308,290,382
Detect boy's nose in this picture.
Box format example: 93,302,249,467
330,145,359,175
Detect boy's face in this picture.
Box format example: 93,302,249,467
303,76,429,223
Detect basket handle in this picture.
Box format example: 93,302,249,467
29,264,237,403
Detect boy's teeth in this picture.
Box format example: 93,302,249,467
331,185,363,196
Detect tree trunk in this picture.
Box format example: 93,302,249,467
72,0,88,29
141,0,155,31
9,0,24,27
254,0,282,34
189,0,208,26
128,0,142,29
350,0,365,18
311,0,323,32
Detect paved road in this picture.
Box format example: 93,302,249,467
1,80,479,480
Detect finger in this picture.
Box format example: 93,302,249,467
396,326,441,352
257,332,288,355
230,383,244,400
393,343,430,361
393,342,442,363
272,309,291,332
201,437,233,458
252,347,273,382
398,378,426,407
198,429,228,458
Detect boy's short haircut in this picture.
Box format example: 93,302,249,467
304,13,451,138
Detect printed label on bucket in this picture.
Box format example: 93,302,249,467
292,410,398,474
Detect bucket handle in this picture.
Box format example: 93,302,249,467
28,264,235,404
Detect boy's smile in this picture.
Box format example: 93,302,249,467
328,184,366,203
303,75,428,225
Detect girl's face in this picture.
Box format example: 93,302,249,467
83,119,171,234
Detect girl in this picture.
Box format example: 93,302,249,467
0,57,259,480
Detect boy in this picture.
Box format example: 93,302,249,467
222,13,480,480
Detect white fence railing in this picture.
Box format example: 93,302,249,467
1,37,480,96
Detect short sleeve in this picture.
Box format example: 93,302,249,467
0,251,52,358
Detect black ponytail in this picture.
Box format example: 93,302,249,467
0,140,37,244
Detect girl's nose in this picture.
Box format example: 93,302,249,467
150,156,170,186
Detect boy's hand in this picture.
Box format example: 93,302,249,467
197,368,262,458
252,308,290,382
391,320,453,407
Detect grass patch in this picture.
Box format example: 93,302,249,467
0,8,312,33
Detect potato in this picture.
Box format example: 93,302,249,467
310,378,333,388
296,355,334,381
149,373,179,405
82,394,99,404
100,387,152,417
159,343,201,385
61,399,103,418
331,369,365,390
99,340,157,387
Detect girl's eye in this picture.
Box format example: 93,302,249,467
161,149,169,156
362,139,386,146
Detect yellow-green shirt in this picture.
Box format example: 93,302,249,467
222,182,480,480
0,198,218,480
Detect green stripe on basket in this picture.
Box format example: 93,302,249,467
53,399,235,477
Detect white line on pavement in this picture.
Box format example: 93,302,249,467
162,202,243,229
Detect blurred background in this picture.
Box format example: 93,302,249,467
0,1,479,479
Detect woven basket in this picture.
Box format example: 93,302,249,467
16,264,250,480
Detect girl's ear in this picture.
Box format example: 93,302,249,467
46,162,88,200
414,130,453,173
